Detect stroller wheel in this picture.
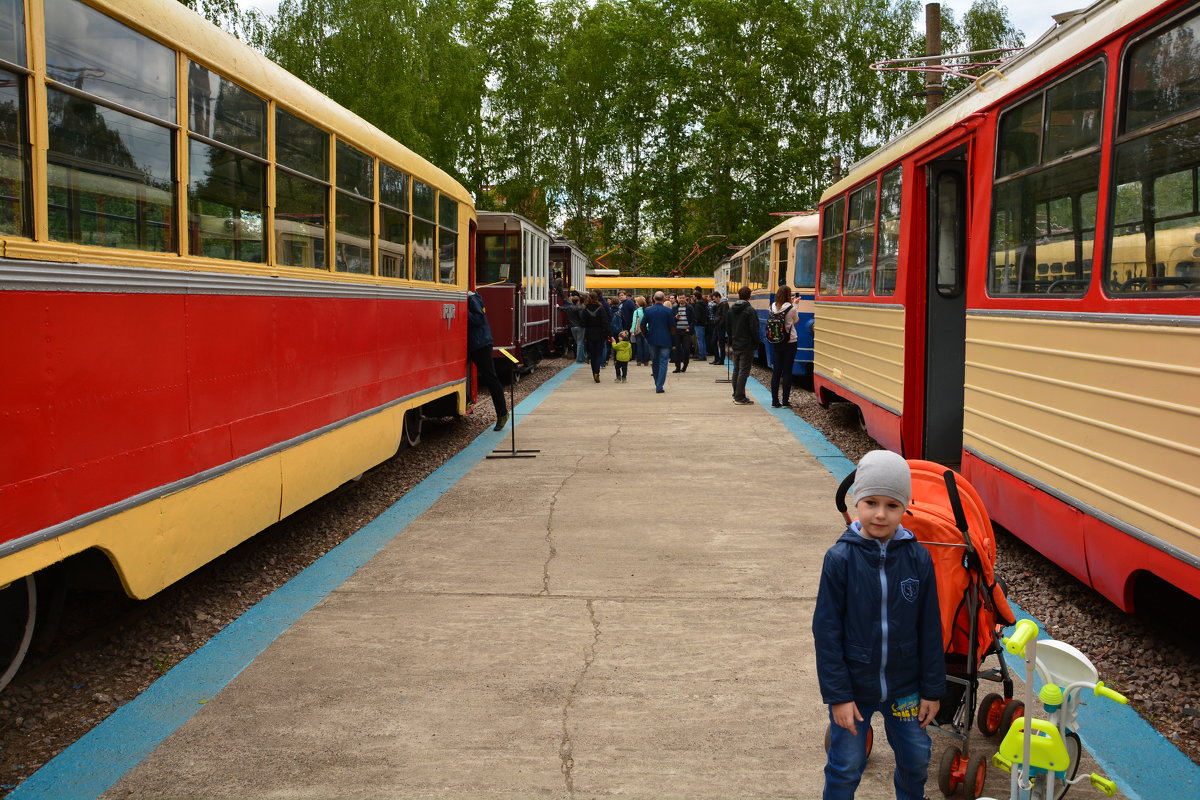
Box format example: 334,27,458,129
999,698,1025,737
977,692,1007,736
937,744,963,796
963,751,988,800
823,722,875,762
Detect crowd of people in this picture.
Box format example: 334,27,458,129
559,284,801,406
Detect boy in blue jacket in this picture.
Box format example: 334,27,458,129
812,450,944,800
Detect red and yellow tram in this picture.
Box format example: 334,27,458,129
814,0,1199,610
0,0,474,684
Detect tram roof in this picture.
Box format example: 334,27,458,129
585,276,715,291
103,0,472,208
476,211,551,235
730,214,820,262
821,0,1159,203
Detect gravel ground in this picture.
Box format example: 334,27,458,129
0,358,1195,797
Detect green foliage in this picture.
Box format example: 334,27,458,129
216,0,1021,276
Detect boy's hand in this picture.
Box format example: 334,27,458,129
831,701,863,733
918,699,940,729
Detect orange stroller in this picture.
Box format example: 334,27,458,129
835,459,1018,800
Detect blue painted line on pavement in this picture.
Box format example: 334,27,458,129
759,378,1200,800
9,362,580,800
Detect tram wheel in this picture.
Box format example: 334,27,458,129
0,575,37,691
402,406,423,449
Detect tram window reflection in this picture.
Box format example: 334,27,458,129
820,196,845,296
334,193,371,274
188,138,263,262
438,195,457,284
188,63,264,157
0,0,25,67
276,109,327,181
275,169,327,269
45,0,174,122
46,88,173,251
412,217,435,282
0,70,27,235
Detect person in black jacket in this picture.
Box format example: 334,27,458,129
725,286,760,404
709,292,728,364
690,293,710,360
467,291,508,430
581,290,612,383
671,295,695,372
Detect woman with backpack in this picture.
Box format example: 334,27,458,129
767,285,799,407
581,290,613,383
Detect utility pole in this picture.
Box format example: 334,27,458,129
925,3,944,113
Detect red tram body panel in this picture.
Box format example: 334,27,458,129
814,0,1200,610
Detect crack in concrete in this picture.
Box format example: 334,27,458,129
559,599,600,798
541,456,585,597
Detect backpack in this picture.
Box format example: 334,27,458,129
765,303,791,344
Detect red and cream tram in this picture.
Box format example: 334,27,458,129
0,0,474,685
475,211,555,369
813,0,1199,610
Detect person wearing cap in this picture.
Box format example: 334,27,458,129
812,450,944,800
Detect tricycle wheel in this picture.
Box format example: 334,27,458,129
938,744,963,795
977,692,1006,736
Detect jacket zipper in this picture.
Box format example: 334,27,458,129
878,540,889,702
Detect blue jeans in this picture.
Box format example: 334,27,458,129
634,333,649,364
572,326,586,362
694,325,707,358
823,698,931,800
649,344,671,391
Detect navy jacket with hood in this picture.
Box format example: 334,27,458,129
812,522,945,706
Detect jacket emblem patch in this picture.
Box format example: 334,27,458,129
900,578,919,603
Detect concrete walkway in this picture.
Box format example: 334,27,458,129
24,360,1133,799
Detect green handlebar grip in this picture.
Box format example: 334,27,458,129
1095,681,1128,705
1004,619,1038,656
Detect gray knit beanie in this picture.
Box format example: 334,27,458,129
852,450,911,505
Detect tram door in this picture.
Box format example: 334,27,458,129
922,154,968,465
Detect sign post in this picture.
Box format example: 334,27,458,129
487,348,539,459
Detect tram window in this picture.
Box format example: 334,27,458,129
380,163,408,210
187,138,263,262
412,218,435,282
0,0,25,66
990,62,1105,296
45,0,174,122
819,196,845,296
336,141,371,198
1044,63,1104,162
997,96,1041,177
438,195,457,284
379,206,408,278
793,237,817,288
934,172,962,298
0,70,27,235
875,166,901,295
1109,120,1200,295
379,163,408,279
411,180,435,282
334,193,371,274
1122,12,1200,132
187,64,264,157
276,110,327,181
46,89,173,251
843,182,877,296
775,239,788,286
275,170,327,269
747,240,769,288
1108,11,1200,297
478,232,516,284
